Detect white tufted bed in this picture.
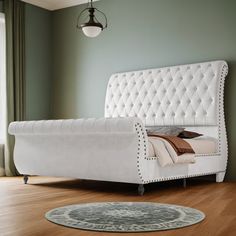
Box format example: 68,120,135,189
9,60,228,195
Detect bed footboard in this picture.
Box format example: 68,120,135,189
9,118,148,184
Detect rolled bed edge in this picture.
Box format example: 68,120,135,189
8,117,144,135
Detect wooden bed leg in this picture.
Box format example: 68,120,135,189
23,175,29,184
216,172,225,183
183,178,187,188
138,184,145,196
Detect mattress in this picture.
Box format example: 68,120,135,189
148,136,218,157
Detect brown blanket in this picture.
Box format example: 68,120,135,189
148,135,195,156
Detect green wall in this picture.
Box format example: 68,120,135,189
25,4,52,120
51,0,236,180
0,1,3,12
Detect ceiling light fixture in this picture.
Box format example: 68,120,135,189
76,0,107,38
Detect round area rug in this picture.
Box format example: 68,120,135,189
45,202,205,232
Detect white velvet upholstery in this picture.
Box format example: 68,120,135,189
9,117,146,184
9,60,228,185
9,118,140,135
105,61,227,126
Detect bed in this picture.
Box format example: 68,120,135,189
8,60,228,195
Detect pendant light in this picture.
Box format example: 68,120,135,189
76,0,107,38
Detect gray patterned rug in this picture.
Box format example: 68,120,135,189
45,202,205,232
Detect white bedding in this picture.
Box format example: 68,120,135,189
148,136,218,167
187,137,218,154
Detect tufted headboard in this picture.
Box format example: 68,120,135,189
105,61,228,127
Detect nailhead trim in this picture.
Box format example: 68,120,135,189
147,153,220,160
195,153,221,157
217,64,228,170
146,157,159,160
135,122,147,184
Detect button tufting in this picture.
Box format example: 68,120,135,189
105,61,224,127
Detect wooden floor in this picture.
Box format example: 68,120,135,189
0,177,235,236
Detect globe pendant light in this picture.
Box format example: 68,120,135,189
76,0,107,38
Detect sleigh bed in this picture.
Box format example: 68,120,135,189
9,60,228,195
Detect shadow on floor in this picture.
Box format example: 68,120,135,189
30,175,217,196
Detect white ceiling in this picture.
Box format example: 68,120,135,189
21,0,99,11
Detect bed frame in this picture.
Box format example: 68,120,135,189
9,60,228,195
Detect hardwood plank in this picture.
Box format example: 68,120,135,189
0,177,235,236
